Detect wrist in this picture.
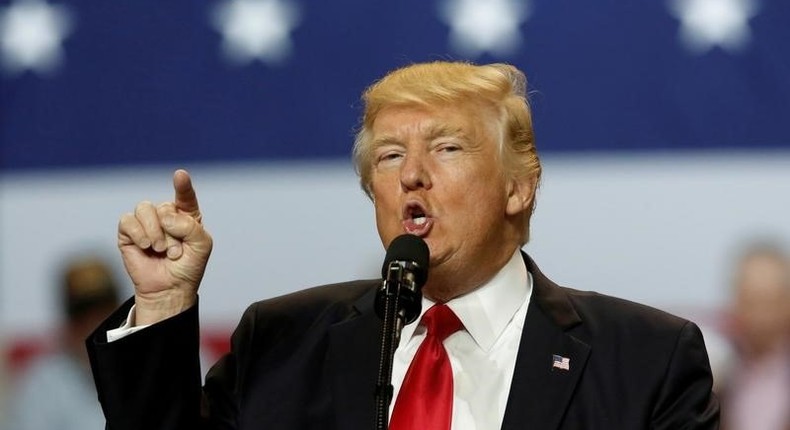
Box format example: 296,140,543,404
133,290,197,326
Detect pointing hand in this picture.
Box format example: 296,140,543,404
117,169,213,325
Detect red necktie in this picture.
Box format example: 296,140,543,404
389,304,464,430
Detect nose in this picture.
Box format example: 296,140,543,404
399,152,432,191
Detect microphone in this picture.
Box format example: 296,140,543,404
373,234,430,430
376,234,429,325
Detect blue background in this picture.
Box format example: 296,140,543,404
2,0,789,171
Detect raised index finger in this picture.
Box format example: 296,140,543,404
173,169,200,216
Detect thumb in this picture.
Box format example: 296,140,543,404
162,212,210,246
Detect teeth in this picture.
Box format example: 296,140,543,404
414,216,426,225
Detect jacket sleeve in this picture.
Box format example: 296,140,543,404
651,320,720,430
201,303,261,430
86,297,204,430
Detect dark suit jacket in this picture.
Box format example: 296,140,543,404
87,255,719,429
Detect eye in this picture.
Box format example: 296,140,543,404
380,152,403,161
375,148,404,167
435,141,462,154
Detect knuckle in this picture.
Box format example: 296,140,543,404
134,201,154,216
157,201,175,211
163,213,178,230
118,213,137,231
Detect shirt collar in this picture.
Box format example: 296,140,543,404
399,249,531,352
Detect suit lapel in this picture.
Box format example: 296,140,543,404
501,255,591,430
327,286,381,430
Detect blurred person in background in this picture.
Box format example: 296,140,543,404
721,243,790,430
4,256,121,430
0,337,8,424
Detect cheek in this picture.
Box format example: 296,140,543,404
371,170,401,197
373,204,398,247
438,190,502,238
445,174,508,215
372,192,401,230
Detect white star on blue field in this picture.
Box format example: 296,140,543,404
438,0,531,58
668,0,760,54
0,0,72,76
210,0,301,66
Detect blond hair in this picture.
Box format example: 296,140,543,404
352,61,542,243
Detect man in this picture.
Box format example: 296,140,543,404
87,61,719,429
721,244,790,430
7,257,120,430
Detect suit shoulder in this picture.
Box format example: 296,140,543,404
561,286,692,334
242,279,379,326
558,287,708,380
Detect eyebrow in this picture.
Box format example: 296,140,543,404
426,123,467,141
371,135,400,146
372,123,468,148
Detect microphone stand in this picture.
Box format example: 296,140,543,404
374,262,422,430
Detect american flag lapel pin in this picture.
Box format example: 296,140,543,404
552,354,570,371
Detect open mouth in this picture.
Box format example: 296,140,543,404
403,202,433,235
411,209,427,225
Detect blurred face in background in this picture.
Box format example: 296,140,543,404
732,252,790,357
62,259,121,366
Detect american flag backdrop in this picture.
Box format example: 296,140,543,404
1,0,789,369
2,0,789,169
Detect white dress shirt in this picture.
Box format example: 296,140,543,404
391,249,532,430
109,250,532,430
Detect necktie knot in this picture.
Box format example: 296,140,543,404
422,304,463,342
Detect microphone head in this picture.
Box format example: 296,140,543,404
381,234,430,287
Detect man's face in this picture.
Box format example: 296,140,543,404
369,103,528,297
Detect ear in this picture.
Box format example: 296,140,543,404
505,174,536,217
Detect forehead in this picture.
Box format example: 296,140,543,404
370,103,500,144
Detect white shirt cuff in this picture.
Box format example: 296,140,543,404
106,305,152,342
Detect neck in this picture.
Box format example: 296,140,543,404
422,246,520,302
423,284,476,303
